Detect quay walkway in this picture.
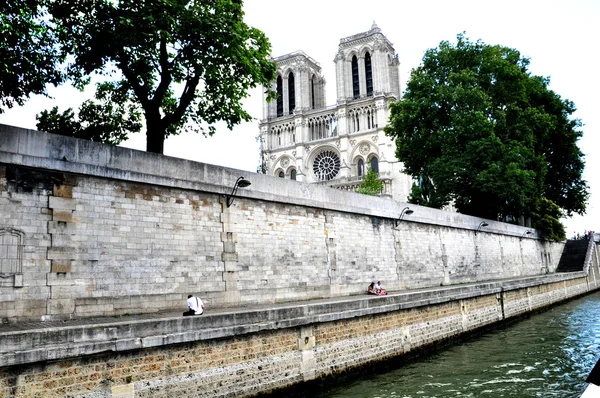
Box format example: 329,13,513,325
0,271,588,369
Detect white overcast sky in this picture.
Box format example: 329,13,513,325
1,0,598,236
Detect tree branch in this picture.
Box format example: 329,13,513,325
117,50,150,109
152,35,172,108
163,73,200,126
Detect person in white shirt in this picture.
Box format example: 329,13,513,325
183,294,204,316
374,281,387,296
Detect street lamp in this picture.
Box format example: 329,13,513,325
226,176,251,208
395,206,414,227
520,230,533,240
476,221,489,234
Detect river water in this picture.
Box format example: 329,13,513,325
315,291,600,398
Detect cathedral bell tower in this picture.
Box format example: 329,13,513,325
262,51,326,119
334,22,400,102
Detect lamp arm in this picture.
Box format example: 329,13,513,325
226,177,244,208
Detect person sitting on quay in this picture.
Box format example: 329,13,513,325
183,294,205,316
374,281,387,296
367,282,378,295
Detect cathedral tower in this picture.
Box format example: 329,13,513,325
258,24,412,202
334,22,400,102
263,51,326,119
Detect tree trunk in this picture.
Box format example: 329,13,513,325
145,116,166,154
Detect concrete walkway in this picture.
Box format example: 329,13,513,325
0,271,591,369
0,272,583,334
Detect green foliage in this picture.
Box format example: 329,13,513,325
531,197,566,241
385,34,588,228
2,0,277,153
36,81,142,145
407,173,446,208
0,1,66,111
357,169,384,196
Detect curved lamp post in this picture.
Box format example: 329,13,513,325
476,221,489,234
520,230,533,240
395,206,414,227
226,176,251,208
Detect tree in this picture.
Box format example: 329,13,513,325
357,169,384,196
407,173,446,208
0,0,66,111
385,34,588,240
2,0,276,153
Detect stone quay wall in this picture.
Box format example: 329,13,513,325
0,124,565,321
1,269,598,397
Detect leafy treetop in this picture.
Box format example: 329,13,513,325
357,168,384,196
385,34,588,240
2,0,277,154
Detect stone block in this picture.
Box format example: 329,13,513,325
48,196,77,211
47,299,75,315
46,272,78,286
47,247,98,260
111,383,134,398
222,252,238,262
53,184,73,198
223,241,236,253
52,210,73,222
13,273,23,287
223,261,239,272
221,290,241,305
48,221,78,234
221,232,238,242
50,260,72,273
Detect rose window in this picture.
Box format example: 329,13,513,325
313,151,340,181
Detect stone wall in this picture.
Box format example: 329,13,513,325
1,270,598,398
0,125,564,320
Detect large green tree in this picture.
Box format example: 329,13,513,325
2,0,276,153
385,34,588,240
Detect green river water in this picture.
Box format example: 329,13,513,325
313,290,600,398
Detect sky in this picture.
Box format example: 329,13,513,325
1,0,598,236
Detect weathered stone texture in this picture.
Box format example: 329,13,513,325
1,275,596,398
0,126,570,321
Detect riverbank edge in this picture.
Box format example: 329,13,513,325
0,271,594,369
258,280,600,398
1,270,599,398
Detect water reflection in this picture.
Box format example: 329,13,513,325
317,291,600,398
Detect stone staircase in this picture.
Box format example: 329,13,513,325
556,240,592,272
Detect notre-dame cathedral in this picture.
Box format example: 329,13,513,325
259,23,412,201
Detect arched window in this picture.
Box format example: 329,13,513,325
288,72,295,114
292,127,296,143
367,110,371,129
370,157,379,174
352,56,359,99
278,171,285,178
365,52,373,97
276,75,283,117
277,131,281,146
358,159,364,177
290,169,297,180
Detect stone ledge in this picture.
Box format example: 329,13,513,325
0,125,540,237
0,272,588,367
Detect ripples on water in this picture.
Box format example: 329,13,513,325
316,291,600,398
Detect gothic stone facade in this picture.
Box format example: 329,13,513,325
259,23,412,200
